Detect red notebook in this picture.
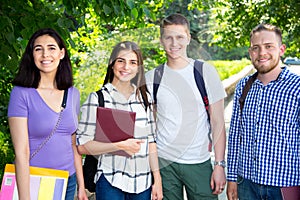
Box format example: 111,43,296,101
95,107,136,157
281,186,300,200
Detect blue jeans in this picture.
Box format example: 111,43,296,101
96,174,151,200
237,176,283,200
65,173,77,200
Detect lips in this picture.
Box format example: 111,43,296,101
257,57,269,63
169,47,180,52
41,60,52,64
119,71,130,76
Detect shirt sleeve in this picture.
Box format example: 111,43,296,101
76,92,98,145
227,78,245,182
7,86,28,118
72,87,80,116
202,62,227,104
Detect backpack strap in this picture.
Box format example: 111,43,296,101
153,64,164,104
96,89,104,107
153,61,212,151
97,88,147,110
193,60,209,119
239,72,258,114
193,60,212,151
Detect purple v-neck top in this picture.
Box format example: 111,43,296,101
7,86,80,175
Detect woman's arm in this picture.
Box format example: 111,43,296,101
149,142,163,200
77,139,143,156
9,117,31,200
72,134,88,200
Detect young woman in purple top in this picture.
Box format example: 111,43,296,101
7,28,88,200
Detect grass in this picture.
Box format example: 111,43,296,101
210,58,251,80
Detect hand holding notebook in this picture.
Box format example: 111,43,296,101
95,107,137,157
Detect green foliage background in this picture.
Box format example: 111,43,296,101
0,0,299,181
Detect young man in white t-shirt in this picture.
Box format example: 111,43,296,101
145,13,227,200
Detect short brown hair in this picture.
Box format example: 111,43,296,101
160,13,190,36
250,24,283,45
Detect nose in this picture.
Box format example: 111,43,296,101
171,37,178,46
123,63,129,69
123,61,131,70
258,46,270,55
42,49,50,57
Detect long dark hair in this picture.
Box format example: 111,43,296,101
12,28,73,90
103,41,150,109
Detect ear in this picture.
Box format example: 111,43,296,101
60,48,65,60
187,34,191,45
279,44,286,57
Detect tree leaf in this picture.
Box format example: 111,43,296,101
126,0,135,9
103,4,112,15
131,8,138,19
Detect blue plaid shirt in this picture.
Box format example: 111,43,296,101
227,67,300,187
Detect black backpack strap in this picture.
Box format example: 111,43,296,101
96,89,104,107
153,64,164,104
193,60,209,119
193,60,212,151
239,72,258,114
83,89,105,193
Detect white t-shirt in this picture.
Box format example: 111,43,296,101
145,60,226,164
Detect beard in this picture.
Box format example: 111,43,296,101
253,55,281,74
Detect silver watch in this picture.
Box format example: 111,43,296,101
214,160,226,168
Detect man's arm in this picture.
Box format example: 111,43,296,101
227,181,238,200
226,79,245,200
209,99,227,194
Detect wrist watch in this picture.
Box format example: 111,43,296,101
214,160,226,168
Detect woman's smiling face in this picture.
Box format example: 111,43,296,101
112,50,139,84
33,34,65,75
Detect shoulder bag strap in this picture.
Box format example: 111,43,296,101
30,89,68,160
239,72,258,114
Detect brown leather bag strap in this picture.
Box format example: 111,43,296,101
239,72,258,114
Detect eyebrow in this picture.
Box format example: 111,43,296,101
251,42,275,46
116,57,137,62
33,44,58,49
